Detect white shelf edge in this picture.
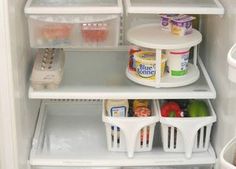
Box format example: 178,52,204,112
198,57,216,99
28,88,216,99
25,6,123,15
24,0,123,14
125,0,224,15
214,0,225,14
30,145,216,166
126,6,224,15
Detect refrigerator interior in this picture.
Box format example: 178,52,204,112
2,0,236,169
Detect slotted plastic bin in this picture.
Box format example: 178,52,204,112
220,136,236,169
102,100,159,158
24,0,123,48
158,100,216,159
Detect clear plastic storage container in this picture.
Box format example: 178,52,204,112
24,0,123,48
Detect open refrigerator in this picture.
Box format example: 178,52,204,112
1,0,236,169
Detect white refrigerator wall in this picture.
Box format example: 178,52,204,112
0,0,40,169
200,0,236,156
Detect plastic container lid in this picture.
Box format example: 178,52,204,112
160,14,178,19
134,51,167,64
171,15,196,23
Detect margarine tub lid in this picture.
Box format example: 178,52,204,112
134,51,167,64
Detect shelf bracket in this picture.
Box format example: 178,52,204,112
155,49,162,88
193,46,198,66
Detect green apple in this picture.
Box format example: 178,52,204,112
198,101,209,117
187,100,209,117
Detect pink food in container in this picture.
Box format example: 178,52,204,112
41,24,73,40
81,23,109,44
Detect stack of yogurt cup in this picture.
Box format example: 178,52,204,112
160,14,195,77
160,14,195,36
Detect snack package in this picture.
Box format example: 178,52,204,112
128,46,141,72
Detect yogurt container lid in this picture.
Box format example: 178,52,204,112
171,15,195,23
160,14,178,19
134,51,167,64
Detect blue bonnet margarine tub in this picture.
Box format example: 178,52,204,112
134,51,167,80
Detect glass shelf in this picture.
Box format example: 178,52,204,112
29,50,216,99
125,0,224,15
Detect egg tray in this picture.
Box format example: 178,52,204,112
30,48,65,90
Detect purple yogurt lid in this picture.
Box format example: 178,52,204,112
171,15,195,23
161,14,178,19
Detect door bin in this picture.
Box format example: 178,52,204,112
228,43,236,83
220,136,236,169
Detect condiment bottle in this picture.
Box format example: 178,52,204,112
106,100,129,117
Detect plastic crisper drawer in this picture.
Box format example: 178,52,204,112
24,0,123,48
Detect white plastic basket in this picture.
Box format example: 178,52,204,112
102,100,159,158
158,100,216,159
220,136,236,169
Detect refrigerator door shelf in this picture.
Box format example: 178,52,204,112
28,50,216,99
220,136,236,169
30,100,216,167
125,0,224,15
228,43,236,83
